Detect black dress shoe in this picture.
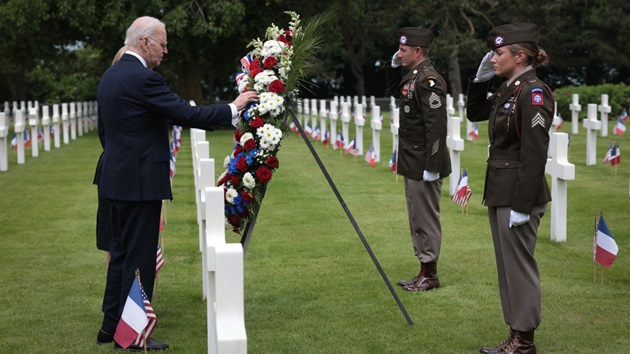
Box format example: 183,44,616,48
96,329,114,345
114,338,169,352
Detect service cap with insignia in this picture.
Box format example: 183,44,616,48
397,27,433,47
488,23,538,49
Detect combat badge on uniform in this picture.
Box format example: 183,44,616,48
531,88,544,106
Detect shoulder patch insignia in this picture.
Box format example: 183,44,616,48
531,88,544,106
427,76,437,87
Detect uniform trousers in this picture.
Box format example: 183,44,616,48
101,199,162,334
487,204,546,332
404,177,443,263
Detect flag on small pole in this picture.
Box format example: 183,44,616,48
452,168,472,214
364,144,376,168
593,213,619,285
114,270,158,351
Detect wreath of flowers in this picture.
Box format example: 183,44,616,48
217,12,311,234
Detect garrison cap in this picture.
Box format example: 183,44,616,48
397,27,433,47
488,23,539,48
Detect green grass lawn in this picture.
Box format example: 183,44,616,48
0,115,628,353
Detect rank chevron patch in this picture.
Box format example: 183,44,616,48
532,112,546,129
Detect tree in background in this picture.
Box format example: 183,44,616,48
1,0,630,102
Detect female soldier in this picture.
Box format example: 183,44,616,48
466,23,553,354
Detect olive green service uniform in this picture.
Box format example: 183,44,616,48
386,28,451,284
466,24,553,335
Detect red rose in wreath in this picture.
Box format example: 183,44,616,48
251,116,265,128
266,156,279,168
256,167,272,183
263,56,277,69
268,79,285,93
236,156,248,172
243,138,256,151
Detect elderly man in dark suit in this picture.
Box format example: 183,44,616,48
95,16,257,351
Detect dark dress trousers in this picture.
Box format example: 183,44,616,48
97,53,232,333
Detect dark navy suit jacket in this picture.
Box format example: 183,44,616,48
96,53,231,201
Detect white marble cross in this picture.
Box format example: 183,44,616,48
28,106,39,157
329,100,339,147
545,132,575,242
0,111,8,171
371,105,382,162
52,104,61,148
41,105,51,151
389,96,396,114
354,103,365,155
341,101,351,145
14,109,26,164
319,99,327,144
390,107,399,153
302,98,309,129
598,94,611,137
62,103,70,145
70,102,77,140
569,93,581,135
583,103,601,166
77,101,84,137
310,98,318,133
446,115,464,195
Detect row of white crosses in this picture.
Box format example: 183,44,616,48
189,108,247,354
0,100,97,172
569,93,611,137
297,96,384,160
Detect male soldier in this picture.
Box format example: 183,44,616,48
386,27,451,292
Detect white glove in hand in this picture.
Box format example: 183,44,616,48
391,51,402,68
474,51,495,83
423,170,439,182
509,210,530,228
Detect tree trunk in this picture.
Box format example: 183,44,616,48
177,65,204,104
447,48,462,98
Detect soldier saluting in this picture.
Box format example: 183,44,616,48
467,23,553,354
386,27,451,292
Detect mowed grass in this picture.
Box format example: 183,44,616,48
0,114,628,353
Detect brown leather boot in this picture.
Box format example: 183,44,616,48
397,265,422,287
479,329,514,353
501,330,535,354
403,262,440,291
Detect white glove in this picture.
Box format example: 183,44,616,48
391,51,402,68
423,170,439,182
474,51,495,83
509,210,530,228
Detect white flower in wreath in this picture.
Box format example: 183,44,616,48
238,78,249,93
223,155,231,168
242,172,256,189
259,138,271,150
240,132,254,146
226,188,238,204
261,40,284,58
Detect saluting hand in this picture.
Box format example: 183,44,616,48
474,51,495,83
391,51,402,68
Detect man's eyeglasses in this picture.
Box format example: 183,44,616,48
146,37,167,49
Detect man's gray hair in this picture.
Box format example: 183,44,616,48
124,16,165,48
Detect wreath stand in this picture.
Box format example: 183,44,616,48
240,101,413,325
